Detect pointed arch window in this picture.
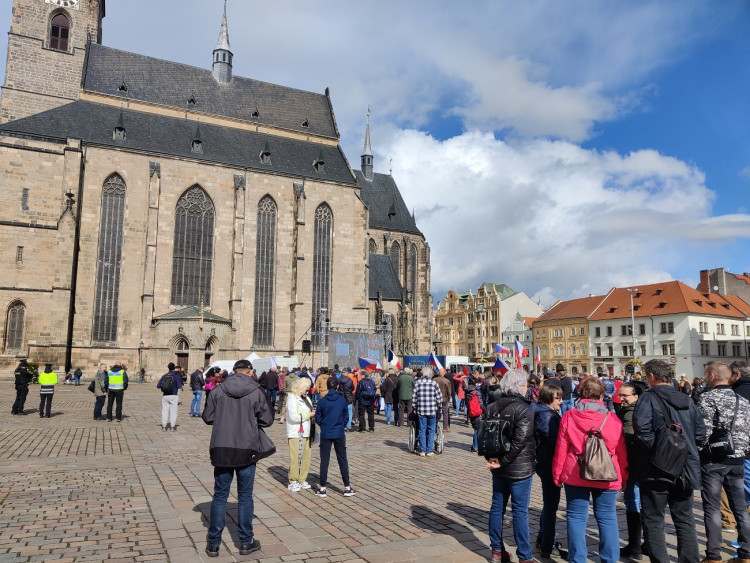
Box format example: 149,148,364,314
410,243,417,306
253,196,277,347
171,186,214,307
50,13,70,52
369,238,377,255
312,204,333,346
389,241,401,280
92,174,126,342
5,301,25,352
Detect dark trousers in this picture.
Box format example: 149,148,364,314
352,399,359,423
93,395,106,419
536,467,562,551
702,461,750,559
397,399,412,425
39,393,53,417
376,395,382,414
319,436,350,488
12,385,28,413
107,391,124,420
358,402,375,431
266,389,278,409
440,400,451,429
640,480,700,563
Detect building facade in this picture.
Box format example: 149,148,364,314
0,0,431,375
698,268,750,304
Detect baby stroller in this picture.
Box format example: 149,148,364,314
407,411,444,454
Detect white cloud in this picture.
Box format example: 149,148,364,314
377,129,749,301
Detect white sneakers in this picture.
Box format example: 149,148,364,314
288,481,301,492
299,481,311,489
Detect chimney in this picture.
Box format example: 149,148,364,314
699,269,709,293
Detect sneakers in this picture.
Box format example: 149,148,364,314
162,426,168,432
299,481,312,489
419,452,426,457
239,539,261,555
315,487,327,498
288,481,301,492
426,452,435,457
343,486,356,497
205,544,219,557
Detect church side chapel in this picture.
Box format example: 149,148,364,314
0,0,432,375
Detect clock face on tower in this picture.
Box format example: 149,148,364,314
46,0,80,9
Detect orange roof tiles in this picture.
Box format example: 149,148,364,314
589,281,749,320
535,295,606,322
730,272,750,286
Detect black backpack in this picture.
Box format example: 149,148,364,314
477,412,512,457
161,373,174,395
650,394,688,478
360,377,376,401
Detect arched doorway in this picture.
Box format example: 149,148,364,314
175,338,189,372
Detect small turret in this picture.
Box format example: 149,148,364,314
361,108,373,181
212,1,233,84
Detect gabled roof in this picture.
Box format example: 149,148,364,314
355,170,422,236
589,281,750,320
0,102,356,185
535,295,606,323
83,44,338,139
153,306,231,324
478,282,517,300
369,254,403,301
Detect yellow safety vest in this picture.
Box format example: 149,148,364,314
38,371,57,385
108,370,124,391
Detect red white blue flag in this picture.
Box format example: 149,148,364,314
494,343,511,354
492,357,510,375
535,345,541,366
387,349,402,369
358,357,382,371
428,352,443,371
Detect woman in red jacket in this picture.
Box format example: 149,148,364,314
552,378,628,563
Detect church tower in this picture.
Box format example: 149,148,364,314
0,0,105,123
212,0,233,84
361,108,374,181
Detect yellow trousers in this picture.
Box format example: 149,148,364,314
288,437,311,483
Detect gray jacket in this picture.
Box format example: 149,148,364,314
202,373,275,467
698,385,750,461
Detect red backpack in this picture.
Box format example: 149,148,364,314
467,392,483,418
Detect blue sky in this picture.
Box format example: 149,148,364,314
1,1,748,307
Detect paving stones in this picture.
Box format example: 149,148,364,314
0,383,740,561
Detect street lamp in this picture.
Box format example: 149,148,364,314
625,288,639,360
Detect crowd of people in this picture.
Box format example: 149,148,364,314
13,356,750,563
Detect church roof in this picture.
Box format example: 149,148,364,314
355,170,422,236
369,254,403,301
83,44,338,139
0,101,357,185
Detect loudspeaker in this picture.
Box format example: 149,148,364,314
302,339,311,353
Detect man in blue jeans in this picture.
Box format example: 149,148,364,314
413,367,442,456
202,359,275,558
189,367,204,417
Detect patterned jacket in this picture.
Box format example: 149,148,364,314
698,385,750,461
412,375,441,416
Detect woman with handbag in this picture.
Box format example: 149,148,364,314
286,377,314,492
551,377,628,563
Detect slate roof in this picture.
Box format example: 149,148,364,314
153,306,231,324
588,281,750,320
355,170,422,236
0,101,356,185
369,254,403,301
83,44,339,139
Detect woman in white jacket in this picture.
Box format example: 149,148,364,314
286,377,314,492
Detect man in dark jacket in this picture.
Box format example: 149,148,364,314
381,369,398,425
158,363,183,431
105,362,128,421
314,378,356,498
12,359,32,415
633,359,706,563
189,367,205,417
202,359,274,558
483,369,535,563
334,369,355,431
558,370,574,414
433,368,452,432
730,359,750,509
263,367,280,410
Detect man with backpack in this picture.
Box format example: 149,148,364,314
633,359,706,563
157,362,183,431
355,371,377,432
698,361,750,563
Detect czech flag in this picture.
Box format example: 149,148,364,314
494,343,511,354
270,356,278,369
535,345,541,366
358,357,382,371
428,352,444,371
492,357,510,375
387,349,402,369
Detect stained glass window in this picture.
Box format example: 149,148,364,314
390,241,400,280
5,301,25,351
253,196,277,346
92,174,126,342
171,186,214,307
312,204,332,346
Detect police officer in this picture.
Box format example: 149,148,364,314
11,359,32,415
106,361,128,421
38,363,57,418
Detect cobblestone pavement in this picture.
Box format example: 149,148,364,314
0,382,740,562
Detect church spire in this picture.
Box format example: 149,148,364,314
361,107,374,181
212,0,233,84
